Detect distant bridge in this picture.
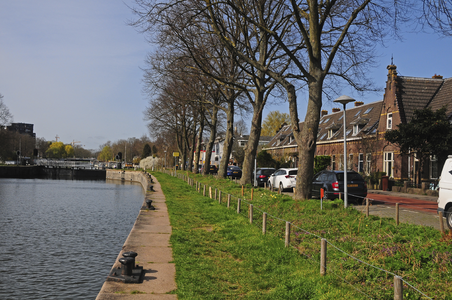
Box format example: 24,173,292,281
35,158,95,169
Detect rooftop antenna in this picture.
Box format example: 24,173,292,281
391,54,394,65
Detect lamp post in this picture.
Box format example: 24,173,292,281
333,95,355,208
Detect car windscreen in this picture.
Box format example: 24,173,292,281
261,169,275,175
336,173,364,182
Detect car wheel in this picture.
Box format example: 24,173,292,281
446,207,452,229
279,182,284,192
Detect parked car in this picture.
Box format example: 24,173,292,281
268,168,298,191
255,168,276,187
437,155,452,228
227,165,242,179
209,164,218,174
311,170,367,201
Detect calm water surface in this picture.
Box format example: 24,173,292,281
0,178,144,299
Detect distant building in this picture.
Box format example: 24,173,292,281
7,123,36,138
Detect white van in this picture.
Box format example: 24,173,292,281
437,155,452,228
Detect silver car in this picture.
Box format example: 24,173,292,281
268,168,298,191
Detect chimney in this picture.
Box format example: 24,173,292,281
432,74,443,79
332,108,341,113
355,101,364,107
321,110,328,116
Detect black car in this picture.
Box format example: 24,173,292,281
255,168,276,187
227,165,242,179
311,170,367,201
209,165,218,174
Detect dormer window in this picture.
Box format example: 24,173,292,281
328,129,334,138
353,124,365,135
387,113,393,129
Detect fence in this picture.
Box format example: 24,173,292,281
161,169,438,299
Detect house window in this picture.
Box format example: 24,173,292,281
366,153,371,174
384,152,394,178
332,155,336,170
387,113,393,129
239,141,246,147
328,129,333,138
358,153,364,173
430,155,438,179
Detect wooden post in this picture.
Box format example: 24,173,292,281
395,203,399,225
338,192,341,200
279,187,282,195
215,188,217,200
209,186,212,199
394,275,403,300
366,198,369,217
249,204,253,224
251,188,254,201
264,182,267,189
293,187,296,197
237,198,241,214
285,222,290,247
241,185,244,197
227,194,231,208
262,212,267,235
320,238,327,276
218,190,222,204
439,211,445,234
203,185,206,197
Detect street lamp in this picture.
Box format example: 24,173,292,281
333,95,355,208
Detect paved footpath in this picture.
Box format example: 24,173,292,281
354,190,444,231
96,176,177,300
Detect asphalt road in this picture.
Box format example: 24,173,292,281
283,189,444,230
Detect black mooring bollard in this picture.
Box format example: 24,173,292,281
146,199,153,208
122,251,138,268
119,257,134,276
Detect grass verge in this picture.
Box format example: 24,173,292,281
155,170,452,299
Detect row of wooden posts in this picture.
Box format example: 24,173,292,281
172,173,408,299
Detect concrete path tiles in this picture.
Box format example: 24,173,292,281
96,176,177,300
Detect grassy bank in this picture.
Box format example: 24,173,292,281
155,171,451,299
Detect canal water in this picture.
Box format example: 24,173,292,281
0,178,145,299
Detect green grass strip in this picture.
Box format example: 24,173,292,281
157,172,372,299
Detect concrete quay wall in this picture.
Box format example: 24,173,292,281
0,166,106,180
106,170,151,191
97,172,177,299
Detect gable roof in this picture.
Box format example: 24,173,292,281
395,76,444,123
428,78,452,117
265,100,382,149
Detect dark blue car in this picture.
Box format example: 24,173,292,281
227,165,242,179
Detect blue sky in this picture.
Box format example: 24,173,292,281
1,1,452,150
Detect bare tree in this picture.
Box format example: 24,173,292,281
0,94,13,127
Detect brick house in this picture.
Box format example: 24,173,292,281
265,65,452,184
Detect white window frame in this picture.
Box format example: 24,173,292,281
366,153,371,174
387,113,393,129
332,155,336,170
358,153,364,173
430,155,438,179
383,152,394,178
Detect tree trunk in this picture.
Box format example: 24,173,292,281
194,116,204,174
291,78,323,200
240,92,264,185
218,101,234,178
203,105,218,175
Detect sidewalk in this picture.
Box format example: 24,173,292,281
367,189,438,202
96,176,177,300
355,189,443,231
